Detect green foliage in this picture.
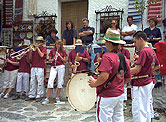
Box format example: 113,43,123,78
134,0,159,14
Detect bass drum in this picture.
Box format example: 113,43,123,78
66,73,97,112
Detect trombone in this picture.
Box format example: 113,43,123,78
11,41,47,59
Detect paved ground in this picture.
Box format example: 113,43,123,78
0,97,166,122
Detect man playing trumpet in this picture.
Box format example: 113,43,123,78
68,39,90,76
25,36,47,102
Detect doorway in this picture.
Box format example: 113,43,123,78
61,0,88,37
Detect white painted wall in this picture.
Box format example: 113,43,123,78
22,0,164,41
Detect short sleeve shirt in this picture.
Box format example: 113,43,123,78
78,27,95,44
68,49,90,72
122,24,137,40
121,48,130,60
31,46,47,68
62,28,77,45
48,49,67,66
46,35,59,46
18,53,30,73
97,51,131,97
144,27,161,46
132,47,158,86
5,57,18,71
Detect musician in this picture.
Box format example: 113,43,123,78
0,48,19,99
94,39,105,73
68,39,90,75
25,36,47,102
88,29,131,122
131,31,159,122
42,40,67,105
13,43,31,100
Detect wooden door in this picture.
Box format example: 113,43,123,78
61,0,88,37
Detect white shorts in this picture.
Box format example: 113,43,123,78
3,69,18,88
47,65,65,89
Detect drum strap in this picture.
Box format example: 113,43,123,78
97,52,127,95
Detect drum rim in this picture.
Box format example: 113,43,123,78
66,73,96,112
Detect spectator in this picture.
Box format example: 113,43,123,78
46,29,59,46
62,21,77,45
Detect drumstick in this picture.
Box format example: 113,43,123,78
89,76,95,80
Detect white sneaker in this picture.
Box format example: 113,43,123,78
54,97,65,104
4,93,9,99
42,98,49,105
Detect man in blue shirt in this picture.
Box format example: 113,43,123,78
78,18,95,45
46,29,59,46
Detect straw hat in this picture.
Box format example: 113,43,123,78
104,28,126,44
36,36,46,42
96,38,105,45
75,39,82,45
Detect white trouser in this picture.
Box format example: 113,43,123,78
16,72,29,93
3,69,18,88
96,94,124,122
150,84,155,118
132,82,153,122
124,84,127,101
47,65,65,88
28,67,44,98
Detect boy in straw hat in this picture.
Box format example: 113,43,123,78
25,36,47,102
89,28,131,122
68,39,90,76
131,31,159,122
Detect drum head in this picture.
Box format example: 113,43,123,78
67,73,96,112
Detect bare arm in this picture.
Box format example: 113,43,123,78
36,47,44,58
130,65,142,75
122,30,136,36
79,30,93,37
124,77,131,84
88,72,109,87
7,59,19,66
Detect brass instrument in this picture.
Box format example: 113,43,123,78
30,41,47,51
94,53,100,74
73,53,80,74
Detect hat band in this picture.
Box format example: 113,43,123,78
105,36,120,41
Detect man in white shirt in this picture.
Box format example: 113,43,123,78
122,16,137,44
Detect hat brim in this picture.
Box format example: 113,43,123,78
104,37,126,45
75,43,82,46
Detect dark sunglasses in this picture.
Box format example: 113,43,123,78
111,23,116,24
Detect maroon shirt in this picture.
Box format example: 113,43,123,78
68,49,90,72
132,47,159,86
48,49,67,66
120,48,130,60
5,57,19,71
97,51,131,97
18,53,30,73
31,46,47,68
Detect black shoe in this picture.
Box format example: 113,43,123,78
20,93,26,100
25,97,35,101
35,98,42,102
12,94,20,100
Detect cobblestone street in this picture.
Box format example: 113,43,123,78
0,97,166,122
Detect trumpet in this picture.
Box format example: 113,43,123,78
30,41,47,51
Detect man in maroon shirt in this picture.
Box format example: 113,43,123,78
68,39,90,76
89,29,131,122
25,36,47,102
131,31,159,122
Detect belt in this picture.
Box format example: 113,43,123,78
131,75,150,80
